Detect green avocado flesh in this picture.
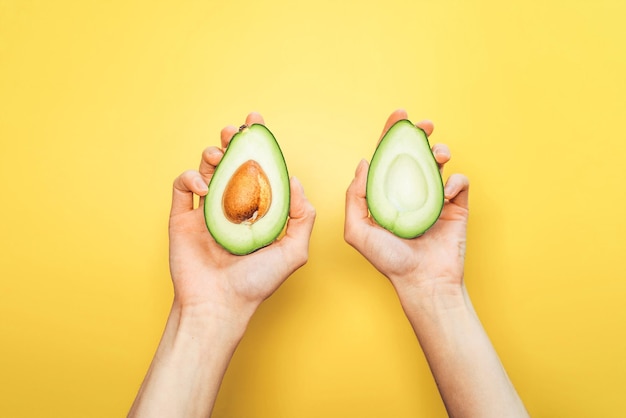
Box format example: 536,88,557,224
366,119,444,239
204,124,290,255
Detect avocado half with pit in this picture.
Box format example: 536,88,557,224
204,123,290,255
366,119,444,239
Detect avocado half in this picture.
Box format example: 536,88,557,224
366,119,444,239
204,123,290,255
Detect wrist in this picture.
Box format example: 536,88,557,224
393,277,469,320
172,297,255,345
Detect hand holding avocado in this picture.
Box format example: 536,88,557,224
345,110,527,417
345,108,469,299
129,110,528,418
128,113,316,418
168,111,316,313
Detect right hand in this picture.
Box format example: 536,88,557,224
168,112,317,321
344,109,470,298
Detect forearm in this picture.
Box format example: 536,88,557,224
128,300,251,418
398,282,528,418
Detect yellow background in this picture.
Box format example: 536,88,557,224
1,0,625,416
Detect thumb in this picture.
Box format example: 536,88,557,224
444,173,470,210
277,176,316,268
344,159,370,246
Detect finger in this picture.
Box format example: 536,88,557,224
197,146,223,208
221,113,266,150
221,125,238,150
286,177,316,238
245,111,265,126
199,146,224,179
431,143,451,175
344,159,370,246
416,119,434,137
443,173,470,210
171,170,208,216
277,176,316,269
379,109,408,140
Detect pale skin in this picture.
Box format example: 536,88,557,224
128,112,316,417
345,109,529,417
129,110,528,418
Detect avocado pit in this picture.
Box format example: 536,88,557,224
222,160,272,224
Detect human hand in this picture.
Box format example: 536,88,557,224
344,109,469,299
168,112,316,322
343,111,529,418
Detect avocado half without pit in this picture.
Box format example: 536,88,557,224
366,119,444,239
204,124,290,255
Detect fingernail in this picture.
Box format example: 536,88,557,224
444,182,453,197
434,148,450,159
